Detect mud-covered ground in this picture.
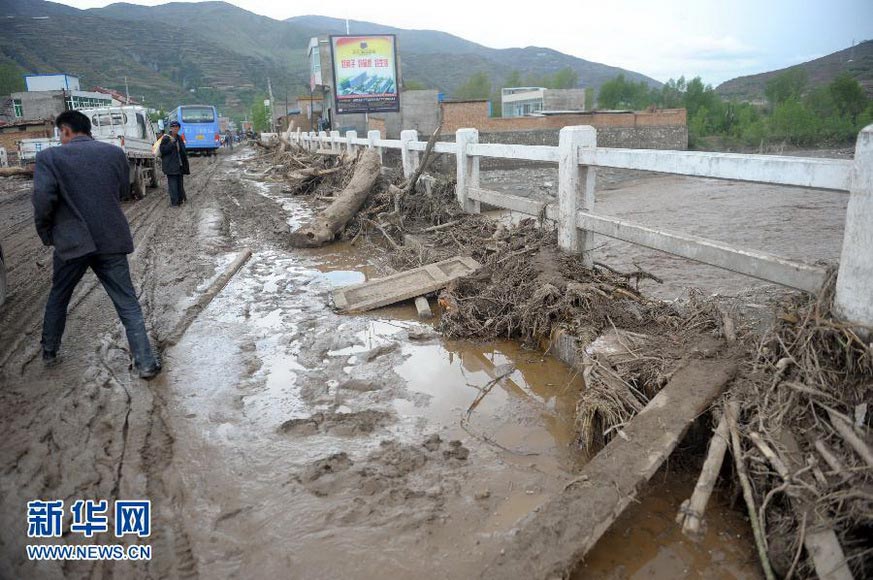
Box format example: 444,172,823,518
0,149,768,579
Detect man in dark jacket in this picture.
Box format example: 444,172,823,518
33,110,161,379
159,120,190,207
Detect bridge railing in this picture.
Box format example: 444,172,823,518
289,124,873,329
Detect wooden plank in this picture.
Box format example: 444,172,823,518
468,187,555,218
332,256,480,313
578,147,853,191
481,359,737,580
576,211,828,293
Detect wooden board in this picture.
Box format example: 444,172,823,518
480,359,737,580
332,256,480,313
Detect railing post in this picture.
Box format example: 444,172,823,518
455,128,480,213
367,130,383,163
558,125,597,263
400,129,419,179
309,131,317,152
318,130,327,151
330,130,340,153
835,124,873,332
346,130,357,155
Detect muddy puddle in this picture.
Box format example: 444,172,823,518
157,154,759,578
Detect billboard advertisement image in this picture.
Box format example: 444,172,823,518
330,35,400,114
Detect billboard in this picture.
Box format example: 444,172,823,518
329,35,399,114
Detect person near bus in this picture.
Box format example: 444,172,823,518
159,120,189,207
32,110,161,379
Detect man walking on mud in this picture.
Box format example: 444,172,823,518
32,110,161,379
159,120,190,207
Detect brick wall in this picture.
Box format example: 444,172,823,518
474,125,688,150
440,101,686,137
0,123,54,164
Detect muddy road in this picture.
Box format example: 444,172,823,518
0,150,758,579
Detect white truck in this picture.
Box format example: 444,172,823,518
18,105,159,198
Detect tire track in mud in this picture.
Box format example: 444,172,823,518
0,156,231,580
105,157,228,580
0,187,164,372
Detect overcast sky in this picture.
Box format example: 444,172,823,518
55,0,873,85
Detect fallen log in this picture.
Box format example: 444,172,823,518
163,248,253,347
677,409,731,537
289,149,381,248
0,166,34,178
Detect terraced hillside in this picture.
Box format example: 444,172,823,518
0,0,660,116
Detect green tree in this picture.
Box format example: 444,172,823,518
596,74,652,109
658,76,687,108
584,87,594,111
764,68,808,107
548,67,579,89
829,73,867,120
250,94,269,132
0,62,25,95
455,72,491,100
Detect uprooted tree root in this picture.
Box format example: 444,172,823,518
728,273,873,579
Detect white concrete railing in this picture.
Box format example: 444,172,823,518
289,125,873,328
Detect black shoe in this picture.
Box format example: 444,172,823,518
42,350,61,368
137,362,162,380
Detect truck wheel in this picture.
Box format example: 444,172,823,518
147,166,158,188
132,166,146,199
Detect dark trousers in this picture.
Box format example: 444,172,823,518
42,253,157,369
167,174,187,206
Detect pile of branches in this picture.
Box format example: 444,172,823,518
728,273,873,579
245,140,357,197
432,218,733,454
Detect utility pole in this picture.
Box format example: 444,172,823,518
267,77,276,133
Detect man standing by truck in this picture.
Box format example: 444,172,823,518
32,110,161,379
159,120,189,207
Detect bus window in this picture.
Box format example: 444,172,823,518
181,106,215,123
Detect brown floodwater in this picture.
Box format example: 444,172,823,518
577,470,760,579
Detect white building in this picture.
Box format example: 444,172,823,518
24,74,81,92
11,74,114,121
501,87,587,118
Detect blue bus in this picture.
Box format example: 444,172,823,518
166,105,221,155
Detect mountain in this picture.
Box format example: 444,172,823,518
284,14,658,92
0,0,660,117
716,40,873,101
